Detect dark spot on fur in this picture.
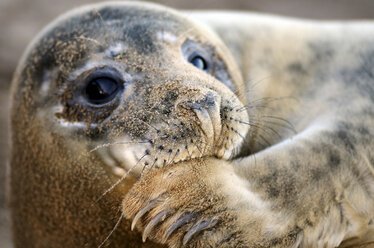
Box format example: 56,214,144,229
338,204,344,224
308,41,335,62
337,129,356,151
328,150,341,169
290,161,300,171
311,168,324,181
339,50,374,102
358,126,369,135
125,24,156,54
288,62,307,75
305,219,313,227
267,186,280,198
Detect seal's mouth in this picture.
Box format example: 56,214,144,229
96,94,249,178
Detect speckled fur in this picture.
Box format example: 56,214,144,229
9,2,374,248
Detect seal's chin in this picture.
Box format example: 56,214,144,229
107,135,209,177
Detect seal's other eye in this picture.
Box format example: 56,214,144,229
181,39,235,91
188,54,208,71
85,77,120,104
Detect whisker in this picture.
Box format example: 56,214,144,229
169,148,180,165
93,8,111,30
149,156,159,171
89,141,149,153
98,211,124,248
193,139,203,158
255,115,296,132
229,116,284,140
184,139,193,160
141,150,160,176
132,116,161,133
257,133,272,147
250,118,297,134
73,35,102,46
93,152,148,204
246,96,298,109
235,103,273,112
248,122,282,139
245,76,272,91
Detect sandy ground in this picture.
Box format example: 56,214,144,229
1,0,374,247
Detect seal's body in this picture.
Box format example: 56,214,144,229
10,2,374,248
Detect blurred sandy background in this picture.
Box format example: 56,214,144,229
1,0,374,247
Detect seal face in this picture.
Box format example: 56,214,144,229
37,2,248,176
10,2,249,247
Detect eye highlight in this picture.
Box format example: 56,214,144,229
188,54,208,71
84,76,121,104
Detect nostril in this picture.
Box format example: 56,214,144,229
175,91,222,148
176,92,218,111
203,92,216,107
176,102,200,123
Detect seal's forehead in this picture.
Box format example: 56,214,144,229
17,3,198,82
40,3,193,49
22,2,204,70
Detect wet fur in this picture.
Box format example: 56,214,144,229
9,2,374,248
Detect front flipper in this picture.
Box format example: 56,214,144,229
233,124,374,248
122,158,301,248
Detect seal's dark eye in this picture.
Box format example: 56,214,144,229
188,55,208,71
85,77,120,104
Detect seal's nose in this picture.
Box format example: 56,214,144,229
176,91,222,152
